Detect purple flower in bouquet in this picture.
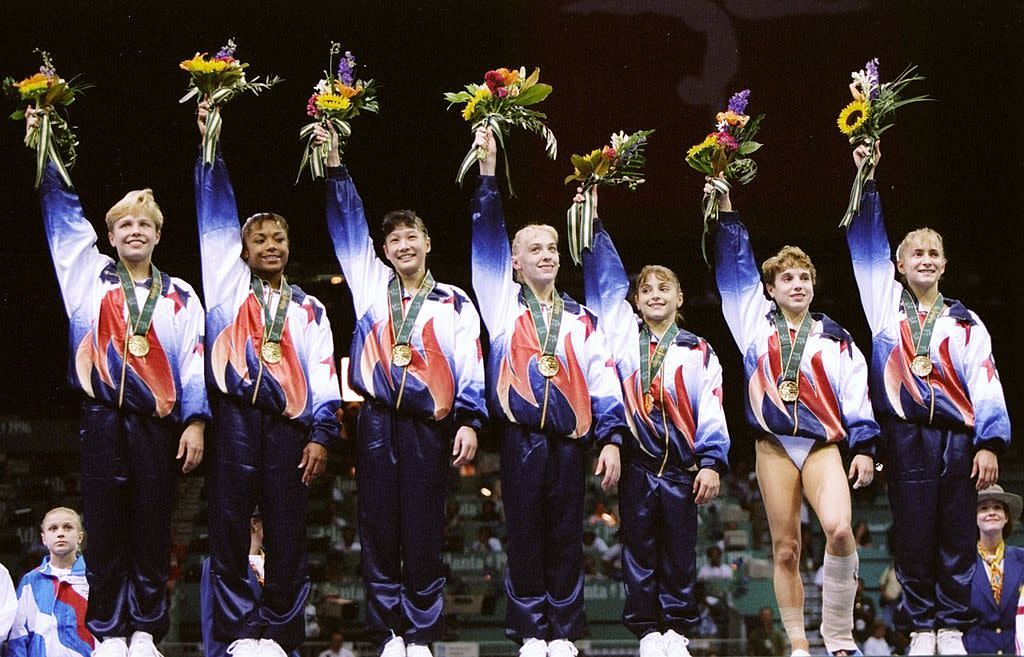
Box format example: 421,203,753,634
337,51,355,86
728,89,750,115
215,40,237,61
865,58,879,99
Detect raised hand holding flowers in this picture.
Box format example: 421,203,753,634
444,67,557,196
3,50,91,189
297,44,378,182
685,89,763,266
563,129,653,265
836,58,929,227
179,39,282,165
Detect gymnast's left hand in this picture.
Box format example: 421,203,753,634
595,443,621,491
452,426,478,466
693,468,720,504
299,442,328,485
848,454,875,489
177,421,205,473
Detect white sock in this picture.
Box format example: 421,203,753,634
819,551,859,652
779,606,807,645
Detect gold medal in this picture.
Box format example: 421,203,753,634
261,341,282,364
778,380,799,403
538,354,560,378
910,355,933,377
127,335,150,358
392,344,413,368
644,392,655,415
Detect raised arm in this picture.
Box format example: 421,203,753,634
581,195,638,363
470,127,518,335
709,184,771,353
845,143,902,336
194,104,248,313
0,565,15,643
321,125,391,318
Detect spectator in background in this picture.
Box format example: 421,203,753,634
692,582,728,639
747,607,786,656
853,579,877,644
478,500,502,524
445,502,463,531
473,527,503,553
587,502,618,527
581,531,610,561
318,632,354,657
965,485,1023,655
862,619,893,656
697,547,733,582
334,527,361,555
853,521,873,549
8,507,93,657
2,561,17,641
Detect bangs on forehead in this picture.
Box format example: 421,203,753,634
512,224,558,253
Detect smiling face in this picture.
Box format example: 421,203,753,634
384,225,431,282
108,214,161,266
897,230,946,293
635,269,683,327
241,215,290,281
40,508,83,563
511,225,560,289
977,499,1008,538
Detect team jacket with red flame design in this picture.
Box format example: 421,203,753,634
582,221,730,473
40,164,209,425
714,212,879,455
8,555,93,657
324,167,486,428
195,155,341,445
471,176,628,444
846,181,1010,448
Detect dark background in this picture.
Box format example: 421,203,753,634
1,0,1021,461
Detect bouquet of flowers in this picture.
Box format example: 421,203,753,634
179,39,282,165
685,89,763,266
297,44,378,182
444,67,557,196
3,50,91,189
836,58,929,227
563,129,654,264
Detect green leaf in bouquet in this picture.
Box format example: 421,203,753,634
444,91,473,105
519,67,540,94
570,153,593,175
738,141,762,155
593,153,611,178
515,83,552,107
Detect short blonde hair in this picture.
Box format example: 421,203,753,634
41,506,84,532
106,189,164,231
761,245,816,285
634,265,684,323
511,224,559,282
896,228,945,263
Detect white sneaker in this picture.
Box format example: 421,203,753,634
94,637,129,657
519,638,548,657
381,634,407,657
547,640,578,657
639,632,666,657
791,651,811,657
256,639,288,657
406,645,433,657
909,631,937,656
662,630,691,657
936,629,965,655
128,632,162,657
227,639,260,657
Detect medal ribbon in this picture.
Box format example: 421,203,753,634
388,271,436,347
639,323,679,396
522,285,564,360
251,274,293,346
116,261,163,339
901,289,944,358
773,311,812,386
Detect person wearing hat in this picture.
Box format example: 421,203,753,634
965,485,1024,654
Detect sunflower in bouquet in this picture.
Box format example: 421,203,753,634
444,67,556,196
297,44,378,182
3,50,91,189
